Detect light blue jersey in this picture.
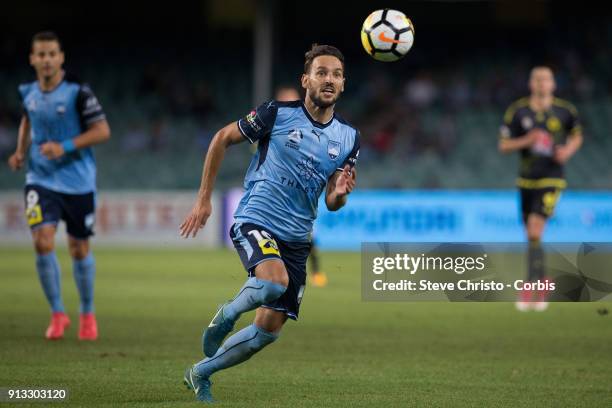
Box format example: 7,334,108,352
19,74,106,194
235,100,360,242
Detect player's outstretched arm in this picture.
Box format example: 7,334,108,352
180,122,246,238
325,165,356,212
8,115,31,171
39,120,111,160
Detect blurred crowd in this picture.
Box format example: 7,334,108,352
1,23,611,189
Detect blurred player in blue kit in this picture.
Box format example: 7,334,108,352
180,44,360,402
7,31,111,340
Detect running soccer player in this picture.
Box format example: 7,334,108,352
7,31,111,339
180,44,359,403
498,66,583,311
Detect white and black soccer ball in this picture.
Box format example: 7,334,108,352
361,9,415,62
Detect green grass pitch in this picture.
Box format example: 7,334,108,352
1,247,611,407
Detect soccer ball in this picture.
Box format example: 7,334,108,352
361,9,415,62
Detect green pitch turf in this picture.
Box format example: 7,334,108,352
1,247,611,407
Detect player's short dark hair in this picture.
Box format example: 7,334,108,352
530,65,554,75
31,31,62,51
304,44,345,74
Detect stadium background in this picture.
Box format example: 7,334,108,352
1,2,612,407
1,0,611,247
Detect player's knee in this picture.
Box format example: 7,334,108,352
526,220,544,241
68,241,89,260
527,233,541,242
250,325,279,352
270,265,289,288
256,260,290,287
33,232,54,255
259,279,287,303
526,226,542,242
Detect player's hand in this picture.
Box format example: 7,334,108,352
554,145,572,164
524,129,544,147
334,165,356,196
179,200,212,238
8,151,25,171
39,142,65,160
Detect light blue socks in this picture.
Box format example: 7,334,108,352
195,324,278,378
72,252,96,313
35,252,64,312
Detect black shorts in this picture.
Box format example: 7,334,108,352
520,187,562,223
24,184,95,239
230,222,311,320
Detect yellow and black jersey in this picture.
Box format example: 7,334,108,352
500,97,581,189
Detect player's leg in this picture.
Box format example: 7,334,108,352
526,213,546,281
186,307,286,401
203,258,288,356
32,225,63,312
198,307,285,377
225,258,289,318
64,190,97,340
68,237,97,340
525,213,549,311
33,225,71,336
528,188,561,310
25,186,70,339
223,253,289,321
203,224,288,357
193,238,307,379
185,227,309,402
516,188,538,311
188,258,288,403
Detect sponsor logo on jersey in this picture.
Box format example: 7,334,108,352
25,189,42,226
245,110,262,132
280,176,322,196
259,238,280,256
297,156,320,181
530,130,554,157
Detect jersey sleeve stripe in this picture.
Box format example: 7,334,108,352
84,114,106,125
237,120,255,143
503,98,529,124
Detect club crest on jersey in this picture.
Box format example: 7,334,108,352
521,116,534,130
327,140,341,160
56,104,66,115
546,117,561,132
285,129,303,150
